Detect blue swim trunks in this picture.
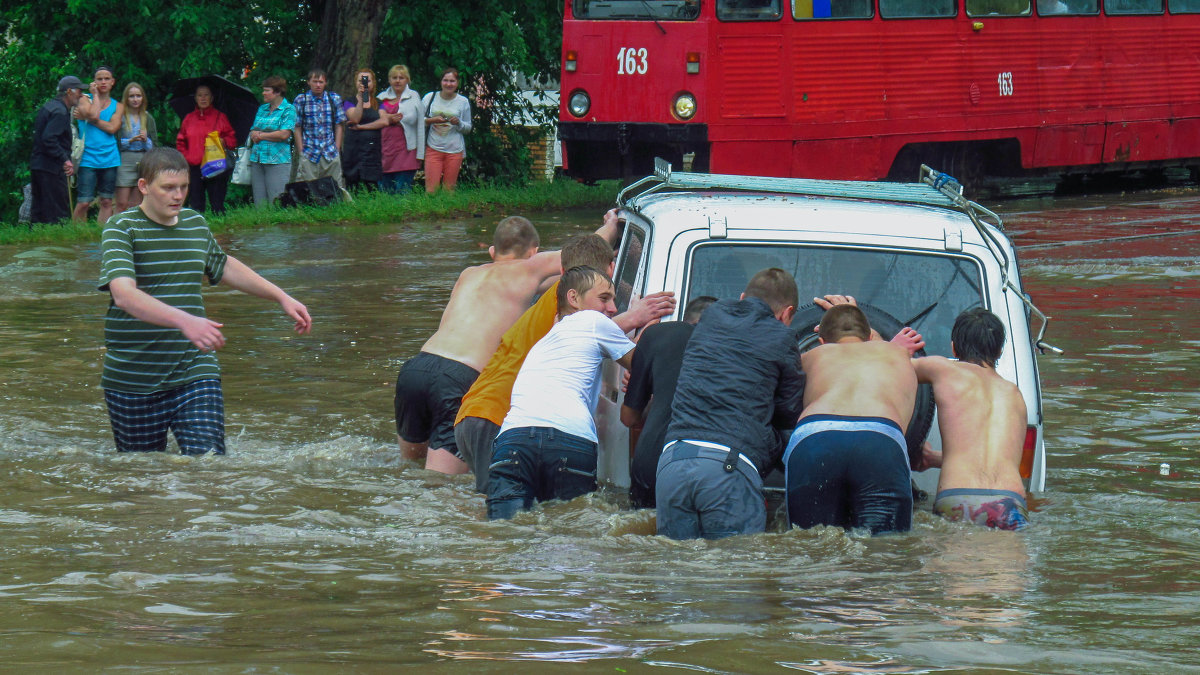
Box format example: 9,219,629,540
784,414,913,534
933,488,1029,531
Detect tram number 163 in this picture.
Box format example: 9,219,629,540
997,72,1013,96
618,47,649,75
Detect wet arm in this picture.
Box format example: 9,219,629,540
614,291,676,333
620,404,645,428
219,256,313,334
107,277,225,351
911,355,950,384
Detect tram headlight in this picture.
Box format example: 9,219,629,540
673,93,697,120
568,90,590,118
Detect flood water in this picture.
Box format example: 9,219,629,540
1,191,1198,672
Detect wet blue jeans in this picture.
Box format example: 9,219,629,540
486,426,598,520
655,441,766,540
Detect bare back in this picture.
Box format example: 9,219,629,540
421,251,560,371
800,340,917,430
914,357,1027,495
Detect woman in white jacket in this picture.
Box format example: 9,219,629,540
378,65,425,193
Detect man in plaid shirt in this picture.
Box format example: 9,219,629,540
293,69,347,188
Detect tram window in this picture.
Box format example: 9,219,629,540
1105,0,1163,11
718,0,784,20
1170,0,1200,11
574,0,702,20
793,0,874,18
1037,0,1099,14
966,0,1031,14
879,0,956,17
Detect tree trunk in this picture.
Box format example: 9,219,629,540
311,0,393,96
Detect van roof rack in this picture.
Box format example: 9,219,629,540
620,158,1000,226
617,158,1060,355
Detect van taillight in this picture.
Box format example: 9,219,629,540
1019,426,1037,479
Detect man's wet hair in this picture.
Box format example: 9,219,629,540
683,295,717,323
561,233,614,271
492,216,539,256
138,148,189,184
557,266,612,315
743,268,799,314
819,304,871,342
951,307,1006,367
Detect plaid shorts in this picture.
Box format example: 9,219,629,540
104,379,225,455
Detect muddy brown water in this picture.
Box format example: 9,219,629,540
1,196,1197,672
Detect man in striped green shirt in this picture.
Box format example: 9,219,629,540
99,147,312,454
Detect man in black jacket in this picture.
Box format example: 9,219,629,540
656,268,805,540
30,76,84,224
620,295,717,509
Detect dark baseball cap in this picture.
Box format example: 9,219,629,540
57,76,84,93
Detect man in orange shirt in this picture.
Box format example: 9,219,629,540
395,214,622,474
454,234,676,493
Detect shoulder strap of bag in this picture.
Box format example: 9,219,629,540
425,93,435,118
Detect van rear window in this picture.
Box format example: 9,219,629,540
685,243,986,357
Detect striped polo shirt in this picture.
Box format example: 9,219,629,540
98,208,227,394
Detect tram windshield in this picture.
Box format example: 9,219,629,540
573,0,702,19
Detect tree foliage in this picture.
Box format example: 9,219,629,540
0,0,563,219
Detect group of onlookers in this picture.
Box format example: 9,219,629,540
27,64,473,225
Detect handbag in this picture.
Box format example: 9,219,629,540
70,111,85,164
201,130,228,178
230,142,253,185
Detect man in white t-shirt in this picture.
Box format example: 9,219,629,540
486,266,636,520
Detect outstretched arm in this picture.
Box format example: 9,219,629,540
534,209,626,278
108,276,226,351
596,208,622,246
219,256,313,335
614,291,676,333
912,354,951,384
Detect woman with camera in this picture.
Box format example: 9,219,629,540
341,69,387,192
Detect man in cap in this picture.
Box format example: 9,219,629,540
30,76,85,224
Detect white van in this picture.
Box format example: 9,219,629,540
595,161,1056,502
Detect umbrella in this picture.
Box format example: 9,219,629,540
168,75,260,147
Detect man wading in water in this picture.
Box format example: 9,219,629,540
394,213,626,475
914,308,1030,530
98,147,312,455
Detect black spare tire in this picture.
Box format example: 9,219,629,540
791,302,935,470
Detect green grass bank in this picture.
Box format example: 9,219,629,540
0,180,621,246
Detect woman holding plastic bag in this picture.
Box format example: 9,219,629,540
176,85,237,213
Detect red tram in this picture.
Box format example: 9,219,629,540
558,0,1200,184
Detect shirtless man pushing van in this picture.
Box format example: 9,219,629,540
394,212,619,474
913,308,1029,530
785,304,919,534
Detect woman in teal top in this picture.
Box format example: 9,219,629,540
248,75,297,206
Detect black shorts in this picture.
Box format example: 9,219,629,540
394,352,479,457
